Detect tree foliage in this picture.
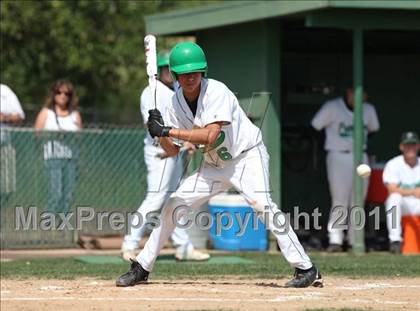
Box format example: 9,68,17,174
1,0,221,124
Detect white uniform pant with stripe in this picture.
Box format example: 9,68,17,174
122,144,193,253
137,143,312,271
386,193,420,242
326,151,369,246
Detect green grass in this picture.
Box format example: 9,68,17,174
1,252,419,280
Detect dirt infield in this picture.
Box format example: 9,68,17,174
2,277,420,311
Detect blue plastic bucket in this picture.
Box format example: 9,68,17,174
208,194,267,251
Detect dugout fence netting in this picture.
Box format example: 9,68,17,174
0,125,148,249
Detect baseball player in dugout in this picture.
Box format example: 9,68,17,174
311,88,380,252
121,52,209,262
116,42,323,288
383,132,420,254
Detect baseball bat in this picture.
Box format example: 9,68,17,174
144,34,159,146
156,146,189,159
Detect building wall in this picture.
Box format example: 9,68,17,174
365,53,420,160
198,21,268,92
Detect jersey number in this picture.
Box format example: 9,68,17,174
210,131,232,161
217,147,232,161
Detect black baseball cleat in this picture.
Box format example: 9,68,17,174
389,241,402,254
327,243,343,253
116,259,149,287
284,265,323,288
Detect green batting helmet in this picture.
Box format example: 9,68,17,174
157,51,170,68
169,42,207,77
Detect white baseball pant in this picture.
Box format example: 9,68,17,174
137,143,313,272
326,151,369,246
385,193,420,242
122,144,193,253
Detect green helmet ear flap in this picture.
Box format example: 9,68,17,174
169,42,208,78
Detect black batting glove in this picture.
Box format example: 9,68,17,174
148,109,163,122
147,109,171,137
147,117,171,138
147,108,164,137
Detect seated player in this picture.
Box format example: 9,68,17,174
383,131,420,254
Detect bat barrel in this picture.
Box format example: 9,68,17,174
144,34,157,77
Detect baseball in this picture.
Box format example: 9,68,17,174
357,164,371,178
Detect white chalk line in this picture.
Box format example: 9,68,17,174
97,282,420,294
3,282,420,297
0,292,322,303
2,295,419,307
336,283,420,290
2,282,420,307
0,296,323,303
3,282,420,294
40,286,66,291
120,286,252,294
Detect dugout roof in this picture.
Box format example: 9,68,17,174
145,0,420,35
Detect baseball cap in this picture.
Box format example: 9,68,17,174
400,131,419,144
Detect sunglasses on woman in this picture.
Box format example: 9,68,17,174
55,90,72,96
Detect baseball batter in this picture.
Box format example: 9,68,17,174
311,89,380,251
116,42,323,288
383,131,420,254
121,52,209,262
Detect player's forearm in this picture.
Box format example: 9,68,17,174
0,113,23,124
168,128,220,145
395,188,415,196
159,137,180,157
387,184,417,196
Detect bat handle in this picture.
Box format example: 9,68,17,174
153,136,159,146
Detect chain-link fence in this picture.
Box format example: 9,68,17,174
1,126,149,249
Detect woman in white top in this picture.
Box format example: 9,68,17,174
35,80,82,213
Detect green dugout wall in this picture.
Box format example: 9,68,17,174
146,1,420,250
199,20,281,205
